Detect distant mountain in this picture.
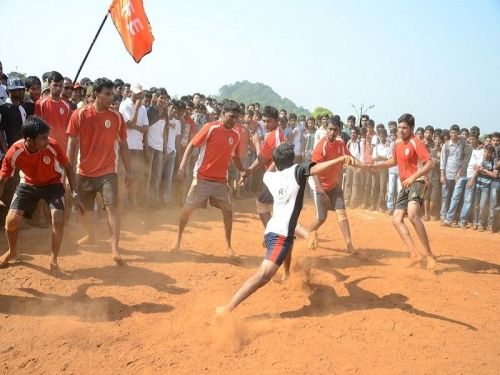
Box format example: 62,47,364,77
216,80,310,116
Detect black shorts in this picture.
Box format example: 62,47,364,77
395,180,426,210
313,184,345,221
11,183,65,217
77,173,119,211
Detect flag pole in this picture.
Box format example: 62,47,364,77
73,12,109,85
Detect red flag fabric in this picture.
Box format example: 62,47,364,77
108,0,154,63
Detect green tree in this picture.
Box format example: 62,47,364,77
217,80,310,116
311,107,333,120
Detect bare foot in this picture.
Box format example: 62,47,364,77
49,262,63,276
214,305,229,320
77,235,96,246
407,253,423,267
346,243,355,254
0,250,16,268
426,255,437,270
170,239,181,252
111,251,125,266
308,231,318,250
226,247,236,257
281,272,290,283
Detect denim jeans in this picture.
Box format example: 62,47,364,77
162,150,176,202
459,184,475,225
387,173,400,212
440,179,456,219
445,176,467,223
490,180,500,229
473,184,491,227
147,147,164,205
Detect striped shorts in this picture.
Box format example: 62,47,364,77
264,232,294,266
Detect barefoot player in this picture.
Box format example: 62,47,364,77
170,100,246,256
0,116,81,271
367,113,437,269
216,143,354,315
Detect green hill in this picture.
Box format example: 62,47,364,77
216,80,310,116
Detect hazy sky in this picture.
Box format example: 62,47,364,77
1,0,499,133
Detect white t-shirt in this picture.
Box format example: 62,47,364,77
372,142,390,164
314,127,328,147
148,118,166,151
166,118,181,154
467,147,484,178
119,98,149,150
264,163,311,237
347,139,364,161
292,123,305,154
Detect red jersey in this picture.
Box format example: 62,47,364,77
261,127,285,168
192,121,240,183
184,115,197,140
35,96,72,151
393,135,431,182
312,137,351,190
234,123,250,159
67,105,127,177
0,138,68,186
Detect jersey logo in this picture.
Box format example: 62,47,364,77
228,137,234,145
104,120,111,128
43,156,51,164
59,107,65,115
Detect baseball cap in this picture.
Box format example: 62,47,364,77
7,76,25,90
131,83,143,94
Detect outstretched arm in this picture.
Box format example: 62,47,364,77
310,155,354,176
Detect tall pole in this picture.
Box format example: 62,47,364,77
73,13,109,85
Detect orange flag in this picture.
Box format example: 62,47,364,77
108,0,154,63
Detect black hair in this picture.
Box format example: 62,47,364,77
388,120,397,127
149,87,158,94
114,78,124,87
416,127,424,134
460,127,470,135
435,128,443,135
22,116,50,140
280,109,288,114
470,126,480,136
80,77,92,86
193,92,202,98
347,115,356,122
93,77,114,93
272,143,295,171
222,99,240,113
25,76,41,89
331,117,341,127
42,72,51,82
450,124,460,132
144,90,152,98
194,103,206,112
246,110,254,116
124,83,131,88
485,144,495,153
376,123,385,130
156,87,168,97
367,119,375,128
48,71,63,83
262,105,279,120
424,125,435,133
184,100,194,109
351,126,359,134
361,114,370,121
398,113,415,129
492,132,500,138
289,113,297,120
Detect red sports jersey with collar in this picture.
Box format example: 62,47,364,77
312,137,351,190
261,127,285,168
0,138,68,186
184,115,197,140
234,123,249,158
394,135,431,182
192,121,240,183
35,96,72,151
66,105,127,177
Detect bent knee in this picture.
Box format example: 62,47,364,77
51,210,65,227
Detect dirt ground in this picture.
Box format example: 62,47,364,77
0,196,498,374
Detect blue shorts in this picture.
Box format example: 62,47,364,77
264,233,294,266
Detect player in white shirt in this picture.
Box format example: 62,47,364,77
216,143,354,316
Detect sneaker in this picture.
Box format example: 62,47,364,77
478,226,485,232
441,221,451,227
472,224,478,230
459,224,467,230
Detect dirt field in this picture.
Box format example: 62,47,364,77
0,197,498,374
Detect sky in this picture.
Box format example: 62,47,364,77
1,0,499,133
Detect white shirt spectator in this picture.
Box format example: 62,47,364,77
347,138,364,161
292,123,305,155
314,126,328,147
467,147,484,178
166,118,181,154
119,97,149,150
372,141,390,164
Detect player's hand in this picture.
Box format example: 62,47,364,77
402,175,416,188
125,171,133,187
466,180,474,189
176,167,185,181
440,176,445,186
